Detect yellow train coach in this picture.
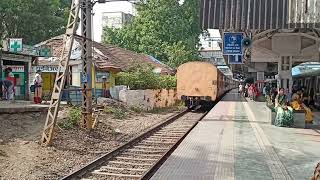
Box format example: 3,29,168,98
177,61,237,109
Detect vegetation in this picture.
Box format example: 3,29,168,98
103,0,202,68
116,65,176,90
59,106,81,130
104,106,127,120
0,0,70,45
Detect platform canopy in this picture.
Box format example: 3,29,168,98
200,0,320,30
292,62,320,77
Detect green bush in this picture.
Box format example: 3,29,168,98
116,64,176,90
104,106,116,114
59,107,82,130
113,108,127,120
130,106,143,113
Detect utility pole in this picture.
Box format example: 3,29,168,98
41,0,136,145
81,0,93,129
41,0,80,145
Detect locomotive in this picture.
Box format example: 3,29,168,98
177,61,238,109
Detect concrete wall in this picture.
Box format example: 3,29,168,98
119,89,178,111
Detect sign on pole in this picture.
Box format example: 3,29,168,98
223,32,243,55
228,55,243,64
9,38,23,53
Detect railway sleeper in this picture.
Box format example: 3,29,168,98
154,131,186,135
141,140,175,145
135,142,172,149
160,128,191,132
155,130,186,134
121,152,163,158
91,171,141,179
108,161,153,167
148,135,181,139
116,156,158,162
133,145,168,151
126,149,166,154
99,166,148,172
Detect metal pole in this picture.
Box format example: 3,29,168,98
81,0,93,129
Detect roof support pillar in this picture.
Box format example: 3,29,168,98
277,56,293,95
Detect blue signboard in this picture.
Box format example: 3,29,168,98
81,72,88,83
223,32,243,55
228,55,243,64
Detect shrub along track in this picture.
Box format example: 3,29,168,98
61,109,207,180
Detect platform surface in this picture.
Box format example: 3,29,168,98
0,101,49,113
151,90,320,180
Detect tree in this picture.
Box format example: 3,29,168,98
0,0,70,45
103,0,202,68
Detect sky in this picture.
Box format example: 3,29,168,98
77,2,135,42
77,2,221,42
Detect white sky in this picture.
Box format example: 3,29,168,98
77,2,135,42
76,2,221,42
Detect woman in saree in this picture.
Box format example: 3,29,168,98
274,88,294,127
291,90,313,124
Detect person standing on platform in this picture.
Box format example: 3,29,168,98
274,88,294,127
244,84,249,97
263,85,267,96
5,68,15,101
34,70,43,104
1,79,13,101
238,84,243,96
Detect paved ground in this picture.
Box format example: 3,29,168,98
0,101,49,113
151,90,320,180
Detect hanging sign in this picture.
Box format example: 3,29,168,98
228,55,243,64
223,32,243,55
9,38,23,53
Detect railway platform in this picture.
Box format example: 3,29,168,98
151,90,320,180
0,100,49,113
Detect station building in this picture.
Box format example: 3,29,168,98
34,35,173,103
0,50,37,100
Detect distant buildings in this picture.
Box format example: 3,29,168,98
102,12,133,29
199,36,226,66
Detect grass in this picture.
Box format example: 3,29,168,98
130,106,144,114
59,106,82,130
104,106,127,120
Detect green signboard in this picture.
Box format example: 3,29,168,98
9,38,23,53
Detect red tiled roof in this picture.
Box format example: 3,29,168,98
36,35,173,74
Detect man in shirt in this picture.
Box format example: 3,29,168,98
0,79,13,101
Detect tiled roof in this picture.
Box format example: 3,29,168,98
35,35,173,74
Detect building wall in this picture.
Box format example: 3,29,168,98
102,12,133,29
119,89,178,111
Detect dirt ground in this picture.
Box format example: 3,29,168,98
0,106,182,180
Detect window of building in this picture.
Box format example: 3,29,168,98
208,42,212,47
96,72,110,83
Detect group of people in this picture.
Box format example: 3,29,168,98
262,83,314,127
273,86,314,127
0,68,43,104
238,83,260,100
239,82,315,127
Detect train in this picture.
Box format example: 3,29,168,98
293,68,320,110
177,61,239,109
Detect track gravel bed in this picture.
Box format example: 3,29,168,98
0,107,182,180
62,112,205,180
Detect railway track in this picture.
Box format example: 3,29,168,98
61,110,207,180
